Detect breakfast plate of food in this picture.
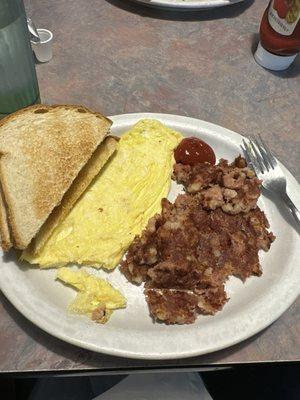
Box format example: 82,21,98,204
0,106,299,359
130,0,244,10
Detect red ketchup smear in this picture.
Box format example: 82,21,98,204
174,137,216,165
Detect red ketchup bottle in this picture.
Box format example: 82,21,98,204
255,0,300,70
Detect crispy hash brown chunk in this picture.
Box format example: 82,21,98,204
173,156,261,214
121,157,275,324
145,289,199,324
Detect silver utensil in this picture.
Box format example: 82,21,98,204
241,135,300,227
27,17,40,43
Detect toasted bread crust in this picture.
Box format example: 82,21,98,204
0,185,12,251
0,104,112,250
0,104,112,130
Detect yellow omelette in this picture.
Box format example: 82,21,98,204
56,267,126,323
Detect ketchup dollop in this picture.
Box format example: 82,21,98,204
174,137,216,165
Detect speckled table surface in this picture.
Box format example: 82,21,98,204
1,0,299,374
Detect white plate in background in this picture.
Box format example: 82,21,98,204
130,0,244,10
0,113,299,360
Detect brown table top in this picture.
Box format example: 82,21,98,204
1,0,299,374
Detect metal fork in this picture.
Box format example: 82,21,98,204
241,135,300,227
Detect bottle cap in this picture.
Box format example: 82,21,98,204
31,29,53,63
254,42,297,71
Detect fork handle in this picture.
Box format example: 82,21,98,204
281,192,300,227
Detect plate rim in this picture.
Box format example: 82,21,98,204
129,0,243,10
1,112,299,360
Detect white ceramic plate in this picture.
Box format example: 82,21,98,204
1,113,299,360
130,0,243,10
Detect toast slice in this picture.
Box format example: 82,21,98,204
29,136,117,255
0,104,112,250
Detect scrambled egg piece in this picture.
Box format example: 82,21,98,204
24,119,182,269
56,267,126,323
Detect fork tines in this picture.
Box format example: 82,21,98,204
241,135,277,175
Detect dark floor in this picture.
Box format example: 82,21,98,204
201,364,300,400
1,364,299,400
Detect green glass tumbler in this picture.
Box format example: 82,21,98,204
0,0,40,118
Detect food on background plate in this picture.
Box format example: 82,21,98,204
0,104,113,251
121,156,275,324
24,119,182,269
56,267,126,323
